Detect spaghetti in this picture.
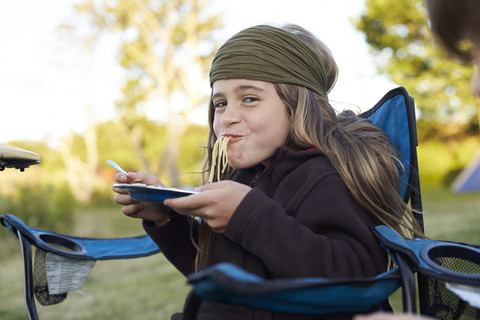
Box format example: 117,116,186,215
208,135,231,183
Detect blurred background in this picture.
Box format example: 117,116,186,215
1,0,479,319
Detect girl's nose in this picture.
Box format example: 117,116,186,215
220,105,241,127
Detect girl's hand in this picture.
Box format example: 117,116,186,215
112,172,171,225
163,180,251,233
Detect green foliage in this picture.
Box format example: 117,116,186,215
95,119,164,172
7,140,64,173
177,124,209,186
94,120,208,187
1,120,208,216
417,136,480,188
0,183,76,233
354,0,478,138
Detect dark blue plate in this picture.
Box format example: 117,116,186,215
114,184,196,202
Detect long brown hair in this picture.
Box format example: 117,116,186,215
193,24,424,272
276,83,423,238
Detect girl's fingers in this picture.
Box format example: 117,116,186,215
121,203,143,217
130,172,164,186
114,172,131,183
164,193,207,211
115,193,137,205
113,171,164,187
112,185,129,194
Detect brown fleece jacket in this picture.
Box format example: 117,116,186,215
144,147,387,320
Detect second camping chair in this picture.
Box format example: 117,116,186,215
0,214,160,320
374,225,480,320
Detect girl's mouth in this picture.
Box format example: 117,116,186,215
222,134,241,141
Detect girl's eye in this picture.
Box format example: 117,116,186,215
244,96,258,103
213,101,227,108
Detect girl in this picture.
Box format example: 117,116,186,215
113,24,423,320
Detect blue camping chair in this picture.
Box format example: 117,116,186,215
180,86,425,318
2,86,423,319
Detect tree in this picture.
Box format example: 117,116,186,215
71,0,222,186
354,0,478,139
60,105,99,203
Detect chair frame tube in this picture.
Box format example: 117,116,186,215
394,252,417,313
17,230,39,320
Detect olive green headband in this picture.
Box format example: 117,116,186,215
209,25,328,98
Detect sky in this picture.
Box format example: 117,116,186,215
0,0,398,148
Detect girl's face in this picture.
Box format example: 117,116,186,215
212,79,291,169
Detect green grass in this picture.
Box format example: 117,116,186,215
1,187,479,319
421,187,480,243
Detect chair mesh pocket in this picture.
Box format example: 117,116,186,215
420,247,480,320
424,276,479,320
33,248,67,306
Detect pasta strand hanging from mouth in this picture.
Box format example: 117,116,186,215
208,136,231,183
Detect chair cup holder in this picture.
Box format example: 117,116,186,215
35,232,87,256
420,242,480,283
